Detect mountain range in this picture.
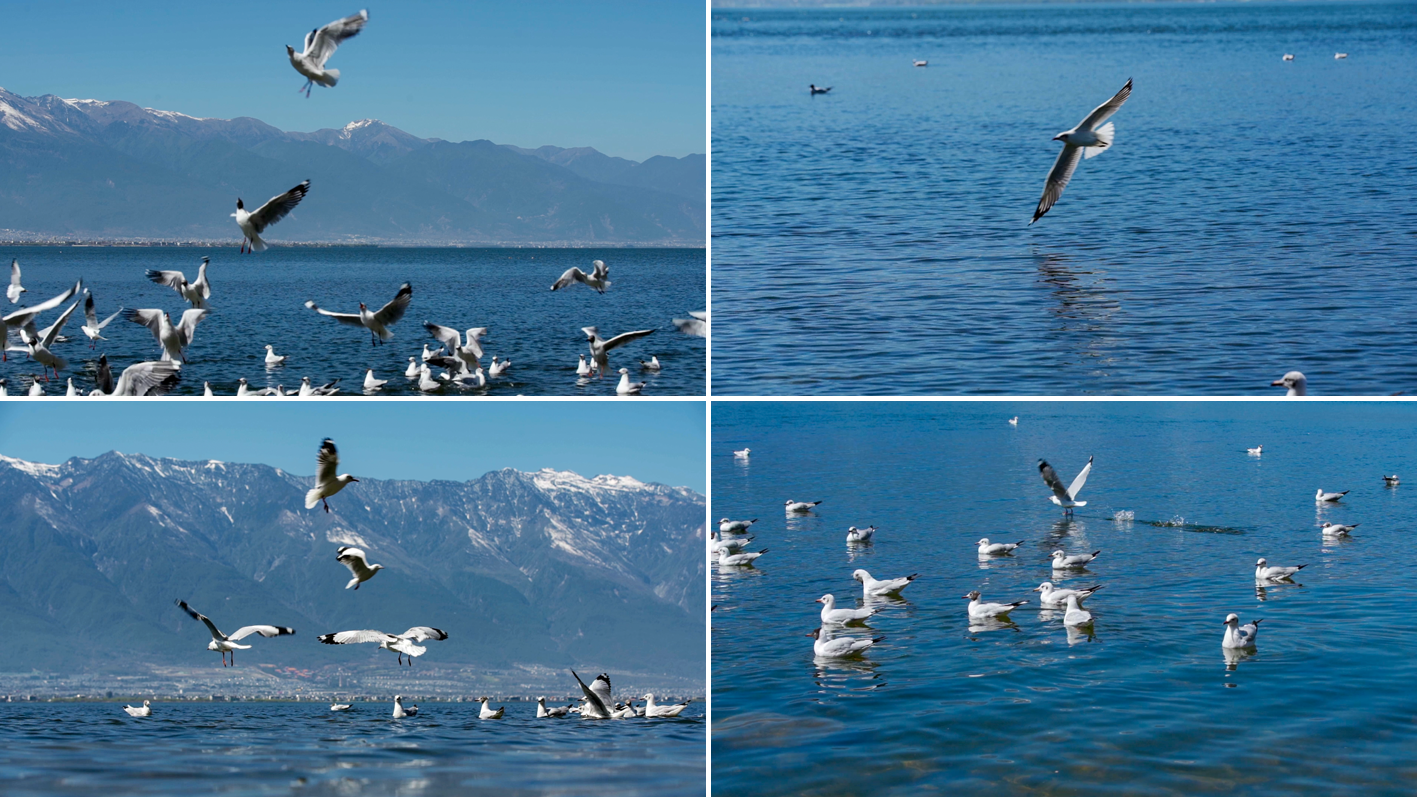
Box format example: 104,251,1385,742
0,88,704,245
0,452,705,684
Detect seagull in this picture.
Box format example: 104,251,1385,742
643,694,691,718
1320,522,1358,537
673,310,707,337
123,700,152,717
1248,445,1263,456
174,600,295,666
392,695,415,719
27,379,41,396
1039,456,1093,513
964,590,1027,619
785,499,822,514
405,357,420,378
1255,557,1306,581
853,569,917,597
536,697,571,718
6,259,24,303
1282,53,1295,61
264,345,287,365
478,697,505,719
583,326,654,377
288,10,369,97
1222,613,1262,649
978,538,1024,555
233,180,309,253
818,594,878,625
846,525,876,543
331,702,352,711
1384,475,1400,486
16,297,79,380
306,438,358,512
640,356,662,371
719,518,757,534
913,59,928,67
616,367,645,395
1063,594,1094,627
1272,371,1307,396
734,448,751,459
306,282,413,345
318,626,448,666
417,364,441,392
80,294,121,348
1,279,82,362
363,369,387,391
1009,417,1018,426
1052,549,1101,569
718,548,768,567
202,381,213,396
123,308,208,362
550,259,611,293
424,322,487,374
1335,52,1348,59
146,258,211,309
576,354,592,376
489,356,511,377
0,379,6,396
1316,488,1347,503
571,670,614,719
1031,78,1132,224
809,627,880,658
1034,582,1102,608
809,84,832,94
297,376,341,396
710,531,755,553
92,355,181,396
336,546,384,589
61,378,74,395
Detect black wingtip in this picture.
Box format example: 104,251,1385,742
318,633,338,644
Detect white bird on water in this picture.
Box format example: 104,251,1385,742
1321,522,1357,537
537,697,571,718
331,702,352,711
583,326,655,376
175,600,295,666
718,548,768,567
1272,371,1307,396
719,518,757,534
479,697,505,719
1384,475,1400,486
734,448,751,459
1222,613,1262,649
336,546,384,589
306,282,413,345
847,525,876,543
306,438,358,513
1316,488,1347,503
405,357,420,378
1335,52,1348,59
1052,549,1101,569
785,499,822,514
1009,417,1018,426
1248,445,1263,456
644,694,691,718
709,531,754,553
551,259,611,293
1063,593,1093,627
577,354,592,377
616,367,645,395
392,695,416,718
80,294,121,348
1282,53,1295,61
818,594,878,625
489,356,511,377
978,538,1024,556
364,369,387,391
27,379,42,396
123,700,152,717
288,10,369,97
233,180,309,253
319,626,448,666
7,259,24,303
1031,78,1132,224
1039,456,1093,513
913,59,928,67
202,381,213,396
146,258,211,309
123,308,208,363
1034,581,1102,608
809,627,881,658
1255,557,1306,581
264,345,287,365
964,590,1027,619
809,84,832,95
854,569,917,597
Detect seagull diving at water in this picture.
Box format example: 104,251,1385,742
306,282,413,345
318,626,448,666
551,259,611,293
233,180,309,253
1039,456,1093,514
175,600,295,666
288,10,369,98
1031,78,1132,224
306,438,358,512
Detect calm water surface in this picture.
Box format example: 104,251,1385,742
0,701,703,796
0,246,704,396
712,3,1417,394
712,402,1417,794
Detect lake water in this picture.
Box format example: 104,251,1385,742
0,701,704,796
711,3,1417,395
0,246,704,396
711,401,1417,794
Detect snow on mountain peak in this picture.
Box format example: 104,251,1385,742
341,119,381,137
0,454,62,478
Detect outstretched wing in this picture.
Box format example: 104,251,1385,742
572,669,610,717
423,322,463,353
371,283,413,326
194,258,211,299
1038,460,1072,503
399,627,447,642
146,270,188,291
8,259,20,289
1067,456,1093,500
83,293,98,327
248,180,310,233
3,279,82,325
550,267,587,291
175,599,225,641
95,354,114,395
319,629,392,645
592,260,609,279
305,300,365,326
41,299,80,348
175,309,208,347
1078,78,1132,132
114,360,181,396
601,329,655,352
309,9,369,68
123,308,165,338
315,438,340,484
1032,144,1083,224
228,625,296,641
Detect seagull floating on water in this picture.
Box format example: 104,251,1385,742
123,700,152,717
1316,488,1347,503
1320,521,1357,537
331,702,352,711
1383,475,1399,486
854,569,917,597
1031,78,1132,224
718,548,768,567
809,627,880,658
1009,417,1018,426
964,590,1027,619
616,367,645,395
1039,456,1093,513
363,369,387,391
733,448,751,459
640,356,662,371
537,697,571,718
1255,557,1306,581
1334,52,1348,59
306,438,358,512
719,518,757,534
392,695,416,718
978,538,1024,556
288,10,369,97
336,546,384,589
1248,445,1263,456
7,259,24,303
319,626,448,666
818,594,878,625
264,345,287,365
1052,549,1101,569
644,694,691,718
913,59,928,67
809,84,832,95
673,310,707,337
175,600,295,666
306,282,412,345
1222,613,1262,649
785,499,822,514
1272,371,1307,396
847,525,876,543
1034,582,1102,608
1282,53,1295,61
1063,593,1093,627
479,697,505,719
551,259,611,293
710,531,755,553
233,180,309,253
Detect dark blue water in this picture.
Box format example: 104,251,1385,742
0,701,703,796
0,246,704,396
711,3,1417,395
712,401,1417,794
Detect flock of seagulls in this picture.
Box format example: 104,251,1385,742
716,421,1401,664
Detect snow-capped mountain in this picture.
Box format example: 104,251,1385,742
0,451,705,678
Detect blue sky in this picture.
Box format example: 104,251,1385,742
0,402,706,491
0,1,705,161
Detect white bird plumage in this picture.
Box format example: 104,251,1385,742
964,590,1027,619
1255,557,1306,581
977,538,1024,556
817,594,877,625
1039,456,1093,513
1273,371,1308,396
288,10,369,97
319,626,448,666
551,259,611,293
1316,488,1348,503
123,700,152,717
146,258,211,309
1031,78,1132,224
1222,613,1262,649
306,282,412,345
809,627,880,658
233,180,309,253
7,259,24,303
335,546,384,590
175,600,295,666
854,569,917,597
306,438,358,512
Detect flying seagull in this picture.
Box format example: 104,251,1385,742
124,308,208,362
288,10,369,98
1,279,82,362
145,257,211,309
174,599,295,667
306,282,413,345
673,310,707,338
423,322,486,371
318,626,448,666
81,293,122,348
1039,456,1093,514
14,297,79,380
1031,78,1132,224
233,179,310,253
335,546,384,589
7,259,24,303
583,326,654,377
551,259,611,293
306,438,358,512
92,354,181,396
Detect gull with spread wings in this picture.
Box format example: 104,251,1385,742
123,308,208,362
175,599,295,667
551,259,611,294
583,326,654,378
146,257,211,309
318,626,448,666
306,438,359,513
1031,79,1132,224
1038,456,1093,514
288,10,369,98
306,282,413,345
233,180,310,253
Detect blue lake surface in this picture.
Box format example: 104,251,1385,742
0,246,704,396
711,3,1417,395
0,701,704,796
712,401,1417,794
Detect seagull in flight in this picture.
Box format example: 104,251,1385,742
1,279,82,362
7,259,24,303
233,180,310,253
13,297,79,381
1039,456,1093,514
551,259,611,293
146,257,211,309
288,10,369,98
1031,78,1132,224
307,282,413,345
91,354,181,396
174,600,295,667
336,546,384,590
80,293,122,348
124,308,208,362
583,326,654,377
306,438,358,513
673,310,707,338
319,627,448,666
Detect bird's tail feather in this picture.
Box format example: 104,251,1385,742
305,488,321,509
322,69,341,86
250,234,267,252
1084,123,1114,159
346,577,359,590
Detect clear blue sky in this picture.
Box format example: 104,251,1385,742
0,402,706,492
0,1,705,161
